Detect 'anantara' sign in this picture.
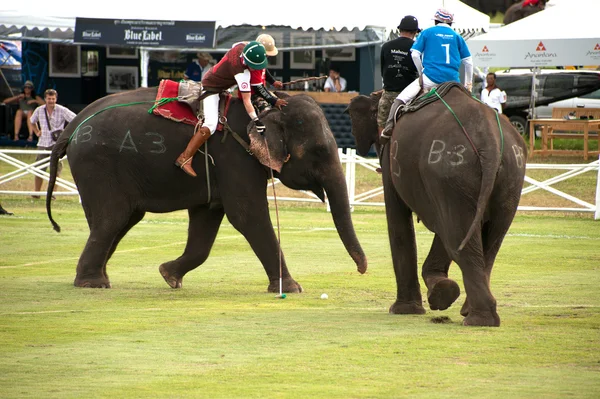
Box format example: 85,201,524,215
75,18,216,48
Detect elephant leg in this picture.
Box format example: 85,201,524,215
75,206,139,288
224,198,302,294
383,178,425,315
159,206,225,289
103,210,146,281
422,234,460,311
455,234,500,327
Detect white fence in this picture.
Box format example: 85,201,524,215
1,148,599,220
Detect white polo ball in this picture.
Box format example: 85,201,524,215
320,293,328,300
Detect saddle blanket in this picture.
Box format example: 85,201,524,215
152,79,199,126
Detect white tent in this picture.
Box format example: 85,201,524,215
1,0,489,49
467,0,600,68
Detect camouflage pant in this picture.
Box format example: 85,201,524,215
377,90,401,127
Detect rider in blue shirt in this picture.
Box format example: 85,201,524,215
381,8,473,142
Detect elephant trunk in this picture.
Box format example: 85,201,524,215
321,171,368,274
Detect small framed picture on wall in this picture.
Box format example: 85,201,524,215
290,32,315,69
106,46,139,59
49,44,81,77
106,66,138,93
323,32,356,61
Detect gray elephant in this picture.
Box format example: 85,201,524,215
503,0,546,25
346,85,527,326
46,89,367,291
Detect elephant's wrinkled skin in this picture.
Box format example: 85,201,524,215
47,89,367,291
347,87,527,326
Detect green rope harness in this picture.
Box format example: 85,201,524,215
68,100,157,143
147,97,179,113
431,87,505,158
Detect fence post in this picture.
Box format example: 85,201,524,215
595,155,600,220
348,148,356,212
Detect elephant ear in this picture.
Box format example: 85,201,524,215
248,109,288,173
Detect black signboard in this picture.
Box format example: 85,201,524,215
74,18,216,48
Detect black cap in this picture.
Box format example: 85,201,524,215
398,15,420,32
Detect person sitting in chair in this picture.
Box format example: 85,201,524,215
2,80,45,141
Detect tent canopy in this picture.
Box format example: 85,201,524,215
1,0,489,49
467,0,600,67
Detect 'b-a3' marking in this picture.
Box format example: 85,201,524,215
428,140,466,166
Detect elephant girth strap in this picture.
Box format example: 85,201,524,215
216,95,252,155
401,82,469,116
216,93,232,133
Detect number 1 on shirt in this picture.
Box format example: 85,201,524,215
441,44,450,64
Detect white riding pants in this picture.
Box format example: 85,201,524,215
396,74,439,104
202,92,219,134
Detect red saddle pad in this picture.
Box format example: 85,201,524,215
152,80,199,126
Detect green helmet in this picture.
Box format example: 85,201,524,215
242,41,268,70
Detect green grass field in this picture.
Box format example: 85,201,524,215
1,191,599,398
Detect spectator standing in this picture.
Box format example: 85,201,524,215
481,72,507,114
377,15,420,137
381,8,473,142
184,52,214,82
323,65,347,92
2,80,45,141
29,89,76,198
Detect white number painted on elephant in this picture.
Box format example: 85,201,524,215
391,140,401,177
428,140,466,166
119,130,138,153
146,132,166,154
512,145,525,169
71,125,92,144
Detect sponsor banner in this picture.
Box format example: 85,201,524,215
468,39,600,67
75,18,216,48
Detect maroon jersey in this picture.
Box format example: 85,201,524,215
202,43,247,91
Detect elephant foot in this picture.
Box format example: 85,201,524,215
74,276,111,288
268,278,303,294
159,264,183,289
460,298,470,317
427,278,460,311
389,301,426,315
463,309,500,327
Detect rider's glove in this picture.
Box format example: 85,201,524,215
254,119,266,135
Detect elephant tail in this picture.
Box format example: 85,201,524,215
46,130,71,233
457,133,502,253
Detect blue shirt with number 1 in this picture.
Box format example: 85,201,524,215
412,25,471,84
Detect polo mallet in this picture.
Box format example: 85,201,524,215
281,75,328,87
263,135,285,299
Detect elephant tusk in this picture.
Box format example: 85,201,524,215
284,154,291,163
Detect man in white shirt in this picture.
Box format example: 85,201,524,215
481,72,507,114
323,66,347,92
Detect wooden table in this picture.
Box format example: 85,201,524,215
284,91,359,104
528,118,600,160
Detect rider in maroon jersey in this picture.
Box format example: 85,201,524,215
175,41,287,177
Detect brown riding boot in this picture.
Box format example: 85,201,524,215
175,126,211,177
